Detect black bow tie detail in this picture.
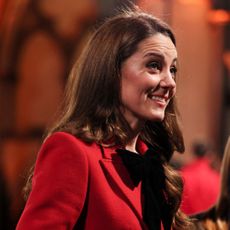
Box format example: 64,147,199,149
116,148,172,230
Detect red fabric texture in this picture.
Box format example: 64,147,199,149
17,132,166,229
180,158,220,215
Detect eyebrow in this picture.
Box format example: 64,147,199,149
144,52,177,63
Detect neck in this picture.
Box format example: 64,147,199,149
125,135,139,153
121,112,145,153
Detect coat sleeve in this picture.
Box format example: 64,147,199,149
16,132,89,229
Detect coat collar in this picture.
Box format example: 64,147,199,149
100,138,149,160
98,138,149,230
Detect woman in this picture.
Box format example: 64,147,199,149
17,6,192,230
193,137,230,230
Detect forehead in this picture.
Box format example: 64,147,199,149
136,33,177,59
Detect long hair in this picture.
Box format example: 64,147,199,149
193,137,230,230
49,8,184,155
26,6,192,229
216,137,230,222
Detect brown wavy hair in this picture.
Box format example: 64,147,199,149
25,6,193,229
216,137,230,220
193,137,230,230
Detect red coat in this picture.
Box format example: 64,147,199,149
17,131,157,229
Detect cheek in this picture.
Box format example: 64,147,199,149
168,84,176,99
171,87,176,97
120,71,141,97
121,80,139,103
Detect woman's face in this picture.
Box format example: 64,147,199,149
120,33,177,130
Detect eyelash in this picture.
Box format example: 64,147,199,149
146,61,177,76
170,66,177,75
146,61,161,70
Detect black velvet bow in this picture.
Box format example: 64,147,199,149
116,148,172,230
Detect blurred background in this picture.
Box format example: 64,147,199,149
0,0,229,229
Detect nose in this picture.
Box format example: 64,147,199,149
160,71,176,89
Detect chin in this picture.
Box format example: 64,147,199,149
148,113,165,122
153,117,164,122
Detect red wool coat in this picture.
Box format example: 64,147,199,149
16,132,164,229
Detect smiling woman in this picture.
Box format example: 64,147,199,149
120,34,177,133
16,4,193,230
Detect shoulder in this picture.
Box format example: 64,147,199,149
35,132,96,169
40,131,99,155
18,132,91,228
43,131,89,148
32,132,93,188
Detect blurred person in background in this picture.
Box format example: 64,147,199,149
193,136,230,230
180,141,221,215
16,5,193,230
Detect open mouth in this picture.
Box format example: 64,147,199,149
148,94,168,104
149,95,166,102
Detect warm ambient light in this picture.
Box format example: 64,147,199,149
223,52,230,72
208,9,230,25
178,0,203,5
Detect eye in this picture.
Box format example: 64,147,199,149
170,66,177,76
146,61,162,71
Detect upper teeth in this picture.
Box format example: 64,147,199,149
150,96,165,102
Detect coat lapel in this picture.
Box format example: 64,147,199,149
99,143,147,229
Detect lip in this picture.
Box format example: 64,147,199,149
148,93,169,100
148,94,169,106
